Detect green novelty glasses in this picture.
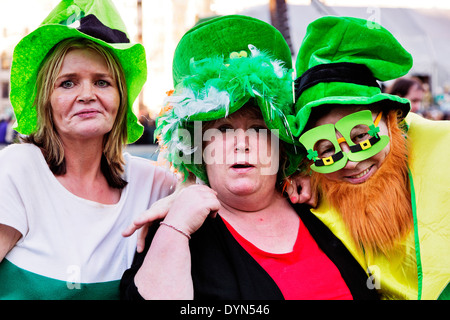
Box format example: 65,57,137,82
299,110,389,173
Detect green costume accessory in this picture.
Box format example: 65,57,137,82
299,110,389,173
156,15,301,183
287,16,413,138
10,0,146,143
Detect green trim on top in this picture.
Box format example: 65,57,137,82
438,283,450,300
408,167,422,300
0,259,120,300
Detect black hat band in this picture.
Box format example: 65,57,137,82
295,62,380,101
60,13,130,44
77,14,130,44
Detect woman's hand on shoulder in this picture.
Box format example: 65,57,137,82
122,173,196,252
122,182,220,252
122,191,179,252
163,184,220,237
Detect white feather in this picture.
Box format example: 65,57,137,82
271,60,285,78
165,86,230,119
248,44,260,57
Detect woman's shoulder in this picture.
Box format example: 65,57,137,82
1,142,39,155
122,152,178,189
0,144,47,192
0,143,42,168
123,152,171,176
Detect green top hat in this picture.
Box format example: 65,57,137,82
10,0,147,143
156,15,302,183
287,16,413,137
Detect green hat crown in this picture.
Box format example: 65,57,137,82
156,15,301,183
10,0,147,143
288,16,413,137
167,14,294,137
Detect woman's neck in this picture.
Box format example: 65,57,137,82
55,137,121,204
62,138,104,179
219,190,285,218
218,191,299,253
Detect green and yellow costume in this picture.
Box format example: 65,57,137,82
293,16,450,300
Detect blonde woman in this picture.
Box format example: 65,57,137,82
0,1,176,299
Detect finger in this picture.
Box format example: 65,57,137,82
298,187,312,204
122,220,145,237
209,199,221,218
135,194,177,224
209,210,218,219
136,224,150,253
297,177,312,204
122,198,171,237
285,180,300,203
197,197,221,220
185,184,217,195
133,210,161,225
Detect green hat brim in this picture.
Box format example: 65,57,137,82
289,92,410,137
10,24,146,144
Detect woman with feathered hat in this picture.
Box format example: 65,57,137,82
120,15,377,300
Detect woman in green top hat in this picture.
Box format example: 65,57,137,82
290,16,449,300
120,15,377,300
0,0,177,299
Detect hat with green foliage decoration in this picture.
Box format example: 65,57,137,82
10,0,146,143
287,16,413,137
156,14,302,184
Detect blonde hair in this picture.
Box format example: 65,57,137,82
23,37,129,188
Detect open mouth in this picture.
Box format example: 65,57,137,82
232,164,254,169
230,162,255,172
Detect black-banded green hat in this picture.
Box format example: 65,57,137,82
287,16,413,137
10,0,147,143
156,15,302,183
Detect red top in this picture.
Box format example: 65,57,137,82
222,218,353,300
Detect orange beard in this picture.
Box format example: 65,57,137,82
311,111,413,255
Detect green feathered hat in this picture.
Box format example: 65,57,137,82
10,0,146,143
156,15,302,183
287,16,413,137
